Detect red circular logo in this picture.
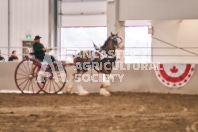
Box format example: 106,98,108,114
155,64,195,88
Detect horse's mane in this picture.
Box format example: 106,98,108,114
101,37,111,49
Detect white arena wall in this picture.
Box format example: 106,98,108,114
0,0,9,58
0,0,49,60
0,62,198,95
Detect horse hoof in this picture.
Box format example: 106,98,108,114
65,84,72,94
79,91,89,96
100,88,111,96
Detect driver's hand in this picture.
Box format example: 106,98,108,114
48,48,53,50
42,48,47,51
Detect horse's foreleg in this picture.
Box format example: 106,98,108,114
100,74,112,96
65,75,74,94
75,72,89,96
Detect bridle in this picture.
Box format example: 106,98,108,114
110,35,123,48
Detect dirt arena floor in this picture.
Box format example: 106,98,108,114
0,93,198,132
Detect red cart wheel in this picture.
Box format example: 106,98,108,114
15,58,43,94
38,67,67,94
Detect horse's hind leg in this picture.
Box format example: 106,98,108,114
100,74,112,96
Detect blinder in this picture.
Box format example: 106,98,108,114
111,36,119,48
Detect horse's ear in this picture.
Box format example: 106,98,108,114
111,32,118,36
93,43,100,50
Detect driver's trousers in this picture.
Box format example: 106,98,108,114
35,54,56,64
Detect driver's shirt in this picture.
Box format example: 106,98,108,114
33,42,45,61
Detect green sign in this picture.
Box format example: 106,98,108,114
26,35,31,40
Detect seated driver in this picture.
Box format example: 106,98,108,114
33,35,56,64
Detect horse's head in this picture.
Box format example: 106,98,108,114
100,32,123,52
110,32,123,49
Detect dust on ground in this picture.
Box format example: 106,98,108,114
0,93,198,132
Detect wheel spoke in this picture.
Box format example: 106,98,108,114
19,68,29,75
30,80,34,93
54,81,61,89
49,80,53,93
32,64,38,74
27,61,31,73
33,79,40,92
27,79,31,92
22,62,30,74
52,80,58,92
48,80,52,93
30,62,35,73
17,77,29,80
22,80,30,91
31,61,33,71
32,79,37,88
18,78,29,86
17,73,28,77
43,80,50,91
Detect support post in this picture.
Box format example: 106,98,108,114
107,0,125,62
8,0,10,58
